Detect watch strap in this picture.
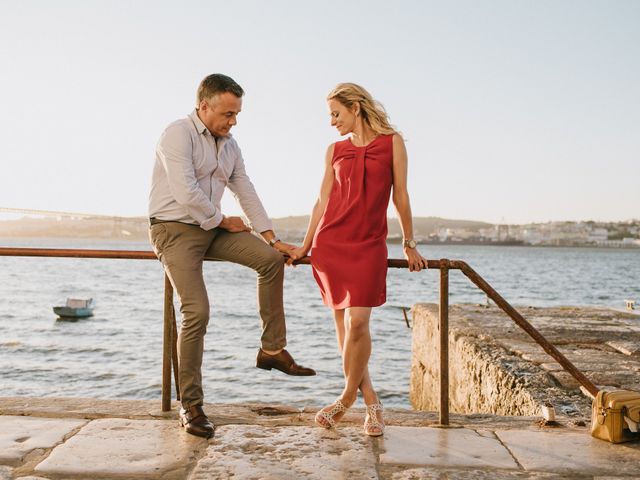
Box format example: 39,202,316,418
403,238,417,248
269,237,281,247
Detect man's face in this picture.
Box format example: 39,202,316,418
198,92,242,137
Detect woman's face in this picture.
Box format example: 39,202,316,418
328,99,357,136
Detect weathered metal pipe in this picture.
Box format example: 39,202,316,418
162,275,173,412
439,259,450,425
0,247,157,260
171,306,180,402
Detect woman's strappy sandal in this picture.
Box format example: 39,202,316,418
315,399,348,429
364,403,385,436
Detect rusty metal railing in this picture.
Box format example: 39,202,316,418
0,247,600,424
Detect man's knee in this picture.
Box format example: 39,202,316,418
180,302,210,333
257,248,285,276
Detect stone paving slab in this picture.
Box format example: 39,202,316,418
0,466,11,480
35,418,207,479
607,340,640,356
0,415,86,466
381,466,568,479
189,425,377,480
379,426,518,470
496,430,640,476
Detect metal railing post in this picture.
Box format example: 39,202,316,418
171,307,180,402
162,274,173,412
439,259,450,425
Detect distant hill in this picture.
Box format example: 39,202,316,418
0,215,493,242
273,215,493,240
0,216,150,241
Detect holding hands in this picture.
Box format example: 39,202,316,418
286,246,311,266
273,241,302,261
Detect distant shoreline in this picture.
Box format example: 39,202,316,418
0,214,638,249
1,235,638,250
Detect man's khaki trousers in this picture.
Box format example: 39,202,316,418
149,222,287,408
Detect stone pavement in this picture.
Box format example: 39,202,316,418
1,396,640,479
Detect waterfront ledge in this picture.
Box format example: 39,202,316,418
2,396,640,479
410,303,640,418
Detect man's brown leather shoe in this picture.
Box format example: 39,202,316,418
179,405,215,439
256,348,316,376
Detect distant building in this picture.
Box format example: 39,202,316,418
587,228,609,243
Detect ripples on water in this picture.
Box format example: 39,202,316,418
0,238,639,408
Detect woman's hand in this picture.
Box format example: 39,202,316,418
404,246,428,272
286,246,310,266
273,241,298,258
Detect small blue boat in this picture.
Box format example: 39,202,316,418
53,298,94,318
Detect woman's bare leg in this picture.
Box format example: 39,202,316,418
339,306,373,406
316,307,380,429
334,309,378,405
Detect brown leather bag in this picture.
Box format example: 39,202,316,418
591,390,640,443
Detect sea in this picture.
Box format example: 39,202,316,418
1,238,638,409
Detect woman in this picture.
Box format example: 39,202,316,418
291,83,427,436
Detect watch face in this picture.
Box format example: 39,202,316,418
405,239,416,248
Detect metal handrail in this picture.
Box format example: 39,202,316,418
0,247,599,424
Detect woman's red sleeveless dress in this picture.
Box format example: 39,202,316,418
311,134,394,309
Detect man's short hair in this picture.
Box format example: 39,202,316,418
196,74,244,106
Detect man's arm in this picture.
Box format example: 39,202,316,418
227,144,273,233
156,123,223,230
227,145,299,256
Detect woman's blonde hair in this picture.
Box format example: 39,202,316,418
327,83,397,136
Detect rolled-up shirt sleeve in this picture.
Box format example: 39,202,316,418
157,124,223,230
228,145,273,233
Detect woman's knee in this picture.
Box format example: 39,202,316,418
346,316,370,338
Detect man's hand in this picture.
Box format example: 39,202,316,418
219,216,251,233
272,241,307,267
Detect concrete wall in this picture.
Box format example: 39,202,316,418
409,304,545,416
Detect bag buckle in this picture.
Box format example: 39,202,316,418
598,407,608,425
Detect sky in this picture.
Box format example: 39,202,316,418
0,0,638,225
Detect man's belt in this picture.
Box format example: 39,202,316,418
149,217,199,227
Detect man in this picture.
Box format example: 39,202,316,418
148,73,315,439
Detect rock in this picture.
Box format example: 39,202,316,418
410,304,640,418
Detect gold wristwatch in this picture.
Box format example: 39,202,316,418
403,238,417,249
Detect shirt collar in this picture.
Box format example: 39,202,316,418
189,109,233,139
189,110,209,135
